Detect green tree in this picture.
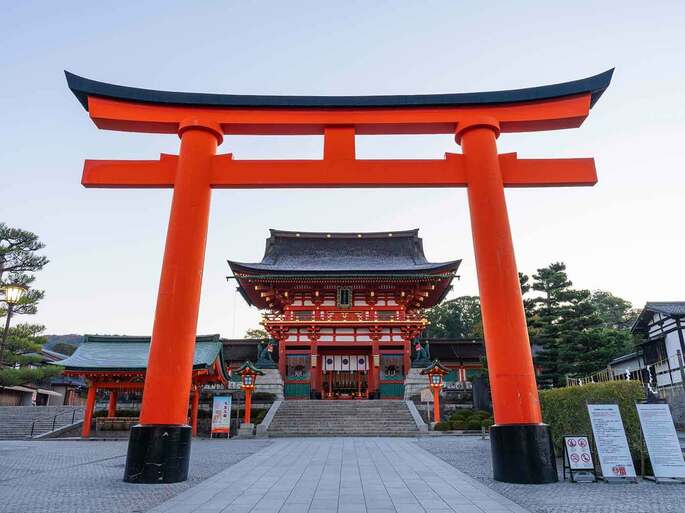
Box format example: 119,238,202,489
528,263,636,386
423,296,482,339
0,224,58,385
589,290,639,330
244,328,269,339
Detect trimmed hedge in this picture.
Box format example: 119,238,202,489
539,381,645,454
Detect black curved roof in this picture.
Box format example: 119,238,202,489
228,229,460,274
65,69,613,111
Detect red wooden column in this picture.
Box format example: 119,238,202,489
370,341,380,397
124,122,221,483
82,384,96,438
310,341,319,396
190,389,200,437
459,120,556,484
107,390,118,417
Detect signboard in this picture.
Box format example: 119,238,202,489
210,395,232,437
587,404,637,481
636,403,685,482
562,436,596,482
420,388,434,403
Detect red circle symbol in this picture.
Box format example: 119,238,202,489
570,454,580,462
578,438,587,448
567,439,577,447
581,453,591,463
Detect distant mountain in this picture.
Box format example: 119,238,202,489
43,334,84,355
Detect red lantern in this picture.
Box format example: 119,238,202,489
237,361,264,425
420,359,449,424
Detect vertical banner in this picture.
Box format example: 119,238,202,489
587,404,637,481
636,403,685,482
341,356,351,371
211,395,232,436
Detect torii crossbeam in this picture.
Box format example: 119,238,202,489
67,69,613,485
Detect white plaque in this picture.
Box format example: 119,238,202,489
587,404,637,480
636,403,685,480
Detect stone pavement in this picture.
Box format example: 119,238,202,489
419,436,685,513
149,438,529,513
0,438,271,513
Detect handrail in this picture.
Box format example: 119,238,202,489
29,407,84,438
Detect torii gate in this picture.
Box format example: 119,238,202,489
66,69,613,484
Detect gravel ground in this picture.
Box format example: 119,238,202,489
0,438,271,513
417,436,685,513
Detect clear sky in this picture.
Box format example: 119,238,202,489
1,1,683,337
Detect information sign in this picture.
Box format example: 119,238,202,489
587,404,637,482
210,395,232,437
562,435,596,482
636,403,685,482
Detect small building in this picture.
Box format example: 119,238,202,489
228,229,460,399
56,334,229,437
631,301,685,387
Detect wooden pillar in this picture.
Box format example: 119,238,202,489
191,389,200,437
460,123,541,426
371,342,380,397
433,388,441,423
278,338,286,384
243,390,252,424
107,390,118,417
310,341,318,396
82,384,97,438
403,339,411,381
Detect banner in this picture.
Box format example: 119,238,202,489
211,395,232,436
587,404,637,481
636,403,685,481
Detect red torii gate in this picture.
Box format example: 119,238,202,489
66,69,613,484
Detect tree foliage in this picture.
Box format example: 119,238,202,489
0,223,54,385
523,262,634,387
423,296,482,339
244,328,269,339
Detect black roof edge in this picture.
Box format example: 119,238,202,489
65,69,614,112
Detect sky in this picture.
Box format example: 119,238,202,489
1,1,684,337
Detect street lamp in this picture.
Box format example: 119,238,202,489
421,359,449,424
1,283,28,366
237,361,264,425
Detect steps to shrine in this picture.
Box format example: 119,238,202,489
403,368,430,399
0,406,84,440
266,400,420,437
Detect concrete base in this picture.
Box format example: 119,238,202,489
124,424,191,483
490,423,558,484
403,368,430,399
255,369,284,400
236,423,255,438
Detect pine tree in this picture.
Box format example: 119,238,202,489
0,223,58,386
423,296,482,339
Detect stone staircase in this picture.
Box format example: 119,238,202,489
267,400,419,437
0,406,84,440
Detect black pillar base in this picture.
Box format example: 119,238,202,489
124,424,192,484
490,423,558,484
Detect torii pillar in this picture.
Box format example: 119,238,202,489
66,69,613,484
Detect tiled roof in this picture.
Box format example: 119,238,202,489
56,334,224,372
228,229,460,274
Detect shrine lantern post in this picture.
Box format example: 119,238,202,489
66,69,612,484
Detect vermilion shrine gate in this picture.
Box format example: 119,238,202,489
66,69,613,484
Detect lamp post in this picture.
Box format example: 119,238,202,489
237,361,264,425
0,283,28,366
421,359,449,424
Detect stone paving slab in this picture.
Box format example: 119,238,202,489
149,438,530,513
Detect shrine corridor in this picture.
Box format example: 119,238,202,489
149,438,529,513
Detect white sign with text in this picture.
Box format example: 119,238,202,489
636,403,685,480
211,395,232,435
587,404,636,480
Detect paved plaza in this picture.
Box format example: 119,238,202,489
1,437,684,513
148,438,528,513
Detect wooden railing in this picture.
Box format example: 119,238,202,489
263,310,423,323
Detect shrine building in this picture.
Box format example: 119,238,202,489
228,229,460,400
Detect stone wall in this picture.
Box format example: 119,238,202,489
659,385,685,428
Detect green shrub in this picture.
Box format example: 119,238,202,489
434,421,451,431
539,381,645,454
450,421,467,430
481,417,494,428
466,418,482,430
473,410,491,420
450,409,473,421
